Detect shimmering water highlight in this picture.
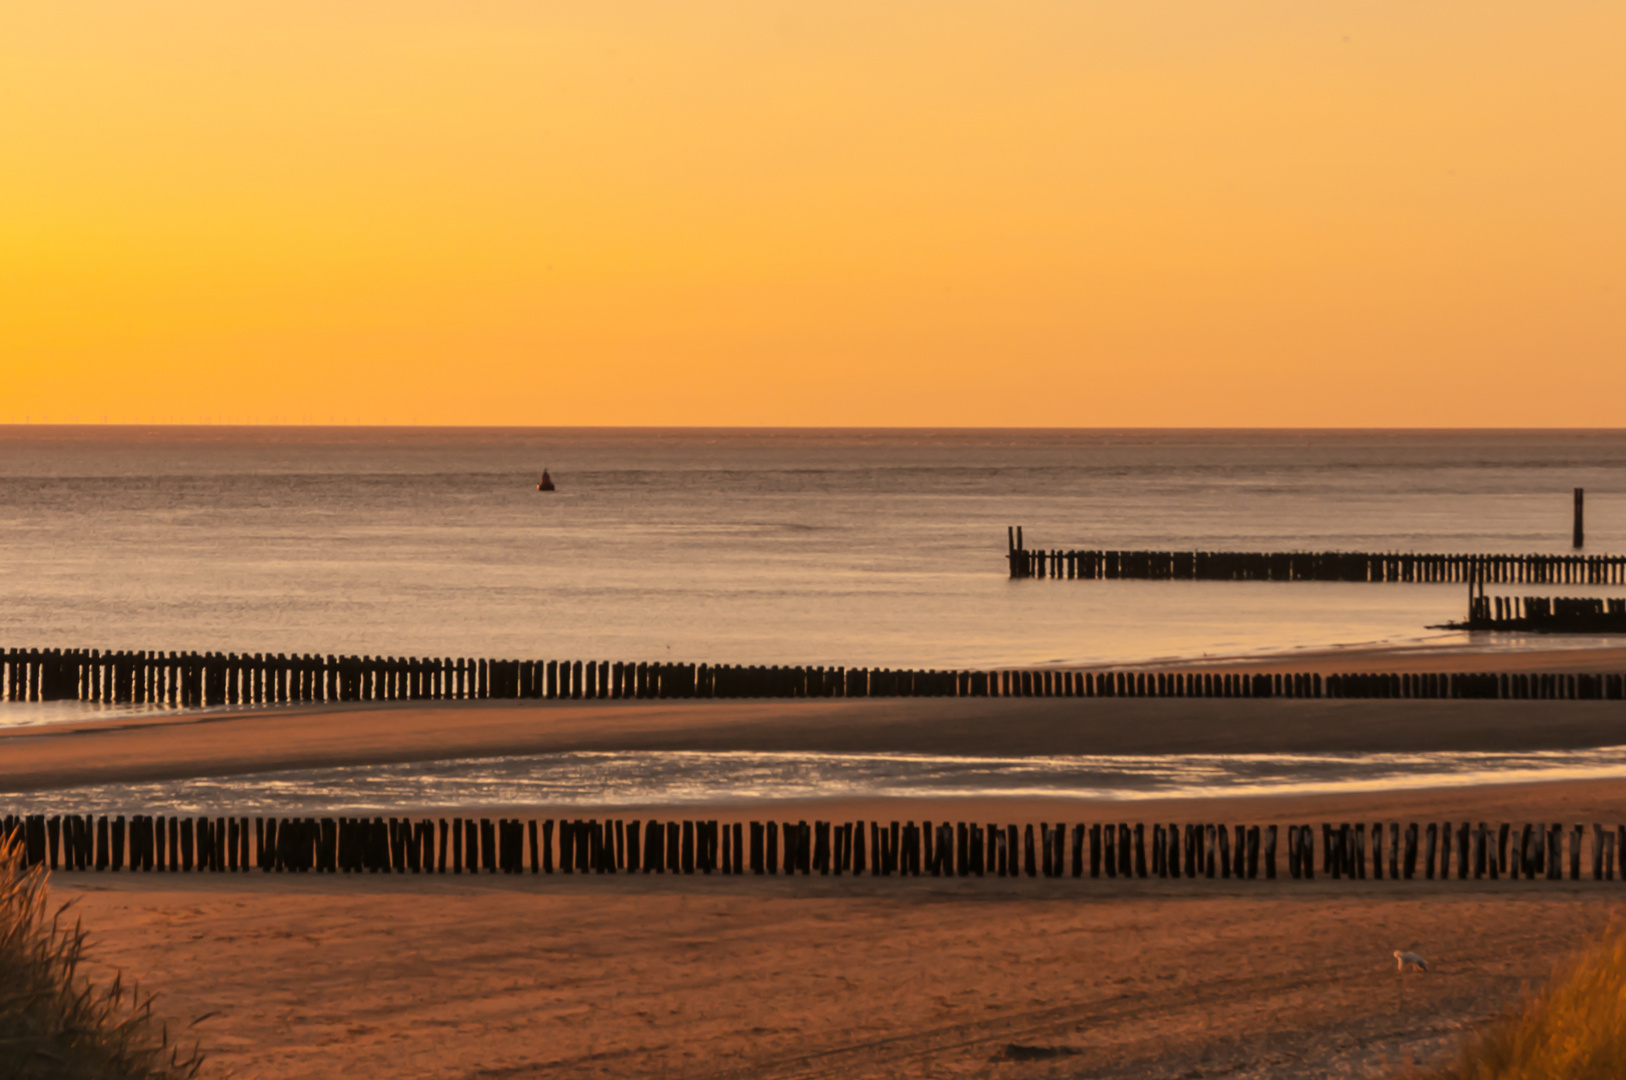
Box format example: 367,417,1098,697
8,747,1626,814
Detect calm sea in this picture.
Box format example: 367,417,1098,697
2,427,1624,674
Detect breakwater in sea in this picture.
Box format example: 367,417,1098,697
6,647,1626,705
3,812,1619,885
1007,538,1626,584
1452,596,1626,633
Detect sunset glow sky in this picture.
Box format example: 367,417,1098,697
3,2,1622,426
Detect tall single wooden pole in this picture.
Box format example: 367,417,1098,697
1574,488,1585,549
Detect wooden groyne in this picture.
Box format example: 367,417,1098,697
5,648,1626,703
3,813,1620,884
1448,596,1626,634
1005,531,1626,584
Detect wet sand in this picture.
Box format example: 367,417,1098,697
1169,643,1626,675
404,776,1626,837
6,696,1626,794
7,640,1626,793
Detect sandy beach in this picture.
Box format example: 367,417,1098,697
54,788,1626,1080
5,646,1623,1077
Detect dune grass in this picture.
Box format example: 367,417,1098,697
1424,926,1626,1080
0,835,205,1080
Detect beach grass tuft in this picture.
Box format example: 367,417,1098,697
0,835,206,1080
1422,926,1626,1080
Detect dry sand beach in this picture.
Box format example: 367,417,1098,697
9,645,1626,1078
58,860,1621,1080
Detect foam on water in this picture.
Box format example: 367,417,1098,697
8,747,1626,814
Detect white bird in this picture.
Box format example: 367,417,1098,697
1394,950,1428,972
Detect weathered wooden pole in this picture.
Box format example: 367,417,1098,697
1575,488,1585,549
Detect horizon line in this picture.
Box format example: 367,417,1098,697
4,422,1626,434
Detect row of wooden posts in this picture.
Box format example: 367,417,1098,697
6,813,1622,883
1458,596,1626,633
1006,529,1626,584
5,649,1626,704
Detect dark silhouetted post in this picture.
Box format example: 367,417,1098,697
1575,488,1585,548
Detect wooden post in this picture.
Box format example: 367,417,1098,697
1575,488,1585,548
636,820,654,873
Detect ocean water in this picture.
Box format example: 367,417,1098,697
8,747,1626,815
3,427,1626,679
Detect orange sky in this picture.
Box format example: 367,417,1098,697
2,1,1622,426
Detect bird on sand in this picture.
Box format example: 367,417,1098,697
1394,950,1428,972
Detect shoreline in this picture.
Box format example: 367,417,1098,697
16,777,1626,831
1140,639,1626,673
7,696,1626,793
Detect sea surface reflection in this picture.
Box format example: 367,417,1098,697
7,747,1626,814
